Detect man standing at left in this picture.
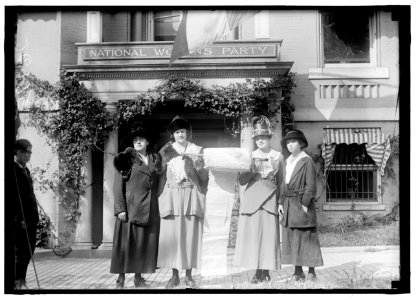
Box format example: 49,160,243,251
12,139,39,289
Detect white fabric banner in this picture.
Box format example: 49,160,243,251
201,170,236,276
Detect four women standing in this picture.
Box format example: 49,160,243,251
110,116,323,288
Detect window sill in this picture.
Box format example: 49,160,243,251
323,204,386,211
308,67,389,80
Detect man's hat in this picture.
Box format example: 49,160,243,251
252,115,273,138
280,129,309,151
167,115,191,134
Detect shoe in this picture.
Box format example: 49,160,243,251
262,274,271,282
115,277,125,289
185,276,196,288
165,276,180,288
292,272,306,282
250,274,263,284
20,281,29,289
14,280,22,290
134,277,148,288
307,272,317,282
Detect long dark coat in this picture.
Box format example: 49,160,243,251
110,153,160,274
278,155,323,267
113,154,160,225
279,156,317,228
12,162,39,280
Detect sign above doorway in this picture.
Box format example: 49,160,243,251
77,40,282,63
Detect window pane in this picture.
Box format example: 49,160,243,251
154,10,181,41
323,9,372,63
326,143,377,203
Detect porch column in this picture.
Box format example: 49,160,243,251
227,117,254,251
101,102,118,248
74,149,93,247
240,116,254,151
269,92,284,151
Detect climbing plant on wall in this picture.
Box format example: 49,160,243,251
16,70,115,247
118,73,296,136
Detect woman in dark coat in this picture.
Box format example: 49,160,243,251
278,130,324,282
110,128,160,288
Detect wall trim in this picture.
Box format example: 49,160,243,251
323,204,386,211
308,67,389,79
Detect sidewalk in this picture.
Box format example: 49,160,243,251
24,245,400,290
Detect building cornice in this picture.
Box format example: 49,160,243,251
63,62,294,80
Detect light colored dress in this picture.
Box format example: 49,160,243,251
233,148,283,270
157,142,207,269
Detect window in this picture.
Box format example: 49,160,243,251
322,9,374,64
153,10,181,41
326,143,378,203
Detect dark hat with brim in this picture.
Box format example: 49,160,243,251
281,130,309,151
120,127,155,150
167,115,191,134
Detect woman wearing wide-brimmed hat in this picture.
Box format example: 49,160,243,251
278,130,324,282
110,127,161,289
155,115,208,288
233,116,283,284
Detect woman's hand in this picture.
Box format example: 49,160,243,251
278,204,284,217
194,157,205,170
182,155,194,170
253,158,262,171
117,212,128,222
302,205,308,213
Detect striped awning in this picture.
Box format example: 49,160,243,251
322,128,391,176
323,128,388,145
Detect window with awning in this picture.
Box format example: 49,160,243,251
321,128,391,202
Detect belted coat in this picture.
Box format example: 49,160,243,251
278,156,317,228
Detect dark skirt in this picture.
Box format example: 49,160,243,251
281,226,324,267
110,213,160,274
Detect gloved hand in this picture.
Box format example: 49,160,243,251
117,212,128,223
278,204,284,217
182,155,194,170
194,157,205,170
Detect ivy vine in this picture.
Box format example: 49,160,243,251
118,73,296,136
16,69,115,247
381,135,400,192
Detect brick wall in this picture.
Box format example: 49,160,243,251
61,11,87,66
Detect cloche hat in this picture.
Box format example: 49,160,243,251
280,129,309,151
252,115,273,138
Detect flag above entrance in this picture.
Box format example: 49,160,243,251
170,10,260,64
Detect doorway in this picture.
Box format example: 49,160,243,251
118,100,241,152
